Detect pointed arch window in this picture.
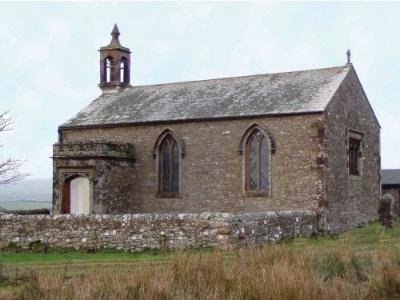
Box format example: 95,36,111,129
246,130,269,191
156,133,181,195
240,125,274,194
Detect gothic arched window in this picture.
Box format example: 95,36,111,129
239,125,274,193
119,57,129,84
158,133,180,194
104,57,113,83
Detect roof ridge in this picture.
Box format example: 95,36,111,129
62,63,353,128
127,64,351,89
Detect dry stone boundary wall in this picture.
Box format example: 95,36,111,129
0,210,319,251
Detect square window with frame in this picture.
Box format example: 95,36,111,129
348,131,363,177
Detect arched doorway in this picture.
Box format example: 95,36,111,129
62,176,92,214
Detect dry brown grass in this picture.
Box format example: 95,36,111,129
4,245,400,300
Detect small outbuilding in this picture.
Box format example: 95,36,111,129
381,169,400,217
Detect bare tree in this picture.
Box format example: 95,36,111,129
0,112,25,185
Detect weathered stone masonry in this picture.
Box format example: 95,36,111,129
57,114,324,215
53,142,135,214
0,211,318,251
323,68,380,232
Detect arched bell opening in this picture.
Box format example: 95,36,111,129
103,56,113,83
119,57,129,84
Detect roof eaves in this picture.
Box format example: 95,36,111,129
59,110,324,131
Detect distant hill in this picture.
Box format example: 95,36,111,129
0,200,52,211
0,178,52,202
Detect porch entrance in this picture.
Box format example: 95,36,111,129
62,176,92,214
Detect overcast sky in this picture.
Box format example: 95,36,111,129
0,2,399,179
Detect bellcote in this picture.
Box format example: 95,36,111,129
99,24,131,92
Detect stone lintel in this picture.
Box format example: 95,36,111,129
53,142,135,161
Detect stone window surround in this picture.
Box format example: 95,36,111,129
152,125,277,199
151,124,277,199
153,129,185,199
239,123,275,197
347,129,364,179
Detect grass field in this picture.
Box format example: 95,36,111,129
1,222,400,299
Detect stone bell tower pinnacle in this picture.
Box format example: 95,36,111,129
99,24,131,92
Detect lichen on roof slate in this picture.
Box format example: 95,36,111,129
61,65,351,128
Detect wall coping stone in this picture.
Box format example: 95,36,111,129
0,210,317,222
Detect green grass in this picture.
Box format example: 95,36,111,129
290,221,400,251
0,250,170,265
0,246,220,273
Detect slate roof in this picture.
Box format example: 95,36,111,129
61,64,352,128
381,169,400,186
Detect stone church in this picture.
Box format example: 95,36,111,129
53,25,380,232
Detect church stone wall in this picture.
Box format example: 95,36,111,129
0,210,319,251
323,68,380,232
58,114,324,214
